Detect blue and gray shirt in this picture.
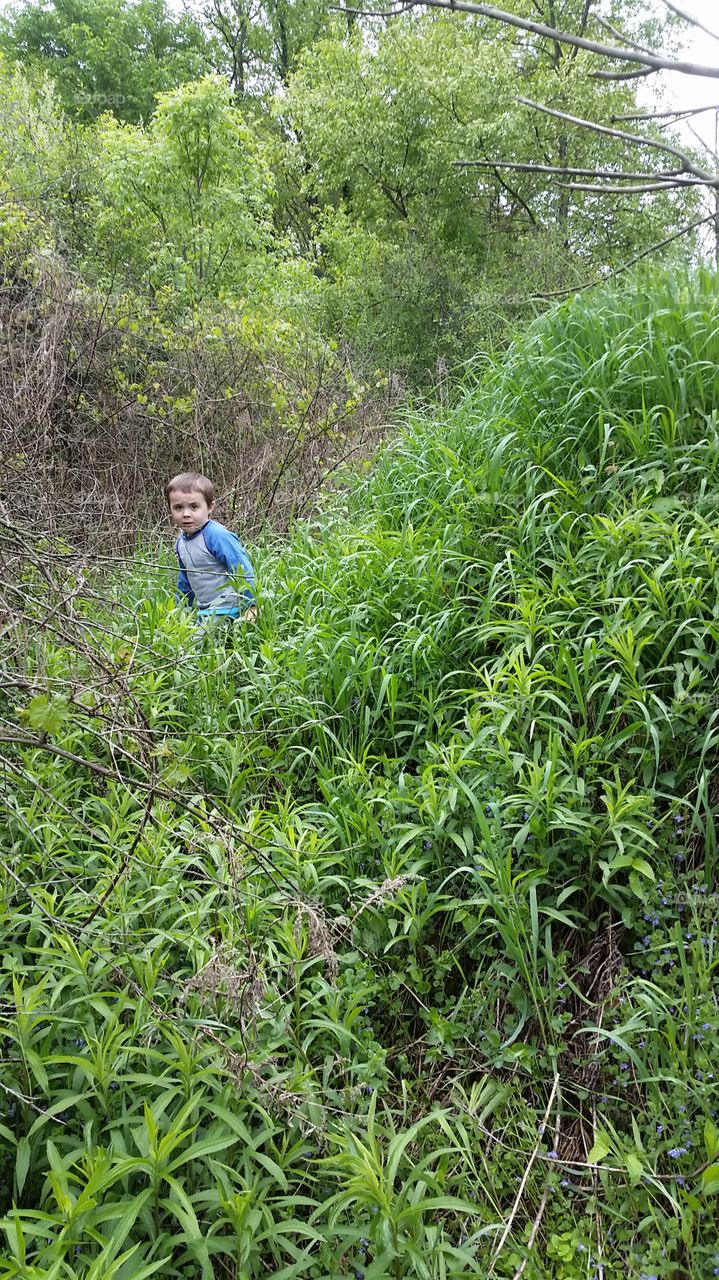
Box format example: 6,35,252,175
175,520,255,616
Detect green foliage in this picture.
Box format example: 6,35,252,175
2,267,719,1276
0,1,705,388
86,76,274,299
283,11,700,374
0,0,211,122
0,56,67,263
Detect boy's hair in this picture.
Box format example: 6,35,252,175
165,472,215,505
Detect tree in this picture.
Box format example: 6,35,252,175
195,0,340,99
200,0,269,99
0,54,67,259
281,10,699,371
340,0,719,267
87,75,274,298
0,0,211,122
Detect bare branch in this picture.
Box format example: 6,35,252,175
518,97,717,182
687,119,718,165
454,159,702,184
595,15,657,58
335,1,719,79
612,105,719,123
591,66,656,83
659,0,719,45
558,179,705,193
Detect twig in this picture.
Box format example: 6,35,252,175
659,0,719,44
488,1072,560,1275
529,214,713,300
454,160,701,183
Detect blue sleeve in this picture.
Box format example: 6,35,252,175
204,521,256,604
175,545,195,606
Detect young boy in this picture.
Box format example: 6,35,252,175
166,472,256,622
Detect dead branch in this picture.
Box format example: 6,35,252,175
591,66,656,83
557,179,705,193
611,105,719,124
659,0,719,45
595,14,657,59
454,159,703,184
518,96,717,183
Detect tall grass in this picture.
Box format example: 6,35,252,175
1,267,719,1278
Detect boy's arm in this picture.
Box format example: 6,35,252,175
204,522,256,604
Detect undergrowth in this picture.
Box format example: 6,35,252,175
1,268,719,1279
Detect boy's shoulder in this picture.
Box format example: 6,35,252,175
204,518,238,543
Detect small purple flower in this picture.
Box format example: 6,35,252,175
547,1149,558,1160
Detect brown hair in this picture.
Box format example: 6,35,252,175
165,472,215,505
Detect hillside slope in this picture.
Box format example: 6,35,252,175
2,269,719,1279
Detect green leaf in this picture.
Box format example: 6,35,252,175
15,1137,30,1196
20,694,69,737
625,1151,642,1185
705,1118,719,1163
701,1163,719,1195
630,858,655,881
587,1132,611,1163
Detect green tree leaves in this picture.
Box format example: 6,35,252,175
0,0,211,122
89,76,273,297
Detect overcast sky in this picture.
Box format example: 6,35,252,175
649,0,719,157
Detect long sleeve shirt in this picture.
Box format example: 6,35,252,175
175,520,255,615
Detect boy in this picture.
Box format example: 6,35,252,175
166,472,256,622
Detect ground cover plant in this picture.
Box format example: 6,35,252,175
2,267,719,1278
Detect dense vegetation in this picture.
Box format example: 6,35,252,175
0,0,707,536
2,271,719,1278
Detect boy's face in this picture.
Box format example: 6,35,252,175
169,488,215,535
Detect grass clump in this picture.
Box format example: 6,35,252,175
2,267,719,1279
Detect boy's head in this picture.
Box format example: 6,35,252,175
166,472,216,535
